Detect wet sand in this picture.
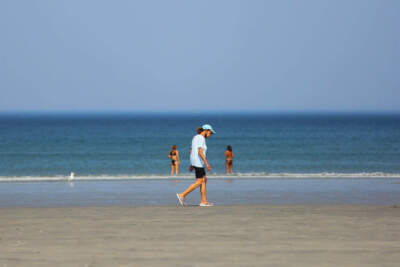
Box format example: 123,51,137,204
1,205,400,266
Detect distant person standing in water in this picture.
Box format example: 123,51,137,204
168,145,180,175
225,145,234,174
176,124,216,207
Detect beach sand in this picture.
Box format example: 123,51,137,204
1,205,399,267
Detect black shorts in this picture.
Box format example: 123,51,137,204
194,167,206,179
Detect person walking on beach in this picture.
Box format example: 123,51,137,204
225,145,234,174
176,124,216,207
168,145,180,175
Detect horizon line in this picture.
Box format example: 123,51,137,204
1,109,400,115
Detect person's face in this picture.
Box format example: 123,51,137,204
205,130,213,138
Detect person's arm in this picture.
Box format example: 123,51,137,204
189,149,193,171
232,151,234,158
176,151,180,163
198,147,211,171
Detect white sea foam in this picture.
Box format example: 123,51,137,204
1,172,400,182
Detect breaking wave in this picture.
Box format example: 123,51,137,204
1,172,400,182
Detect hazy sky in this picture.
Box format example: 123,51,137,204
1,0,399,112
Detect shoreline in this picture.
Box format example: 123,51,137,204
1,178,400,208
1,204,399,266
1,173,400,183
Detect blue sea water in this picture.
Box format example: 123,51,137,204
1,112,400,180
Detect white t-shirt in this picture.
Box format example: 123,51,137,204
190,134,207,168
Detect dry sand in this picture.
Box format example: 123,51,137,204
1,205,400,267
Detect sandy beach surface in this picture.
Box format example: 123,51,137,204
1,205,399,267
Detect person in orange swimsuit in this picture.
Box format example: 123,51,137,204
225,145,234,174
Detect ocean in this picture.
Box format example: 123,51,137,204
1,112,399,180
1,112,400,206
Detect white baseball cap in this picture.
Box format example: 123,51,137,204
202,124,216,134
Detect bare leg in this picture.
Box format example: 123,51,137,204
200,177,207,203
171,164,175,175
199,175,208,202
176,163,179,175
180,179,203,200
225,161,229,174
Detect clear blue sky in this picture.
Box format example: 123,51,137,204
1,0,399,112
